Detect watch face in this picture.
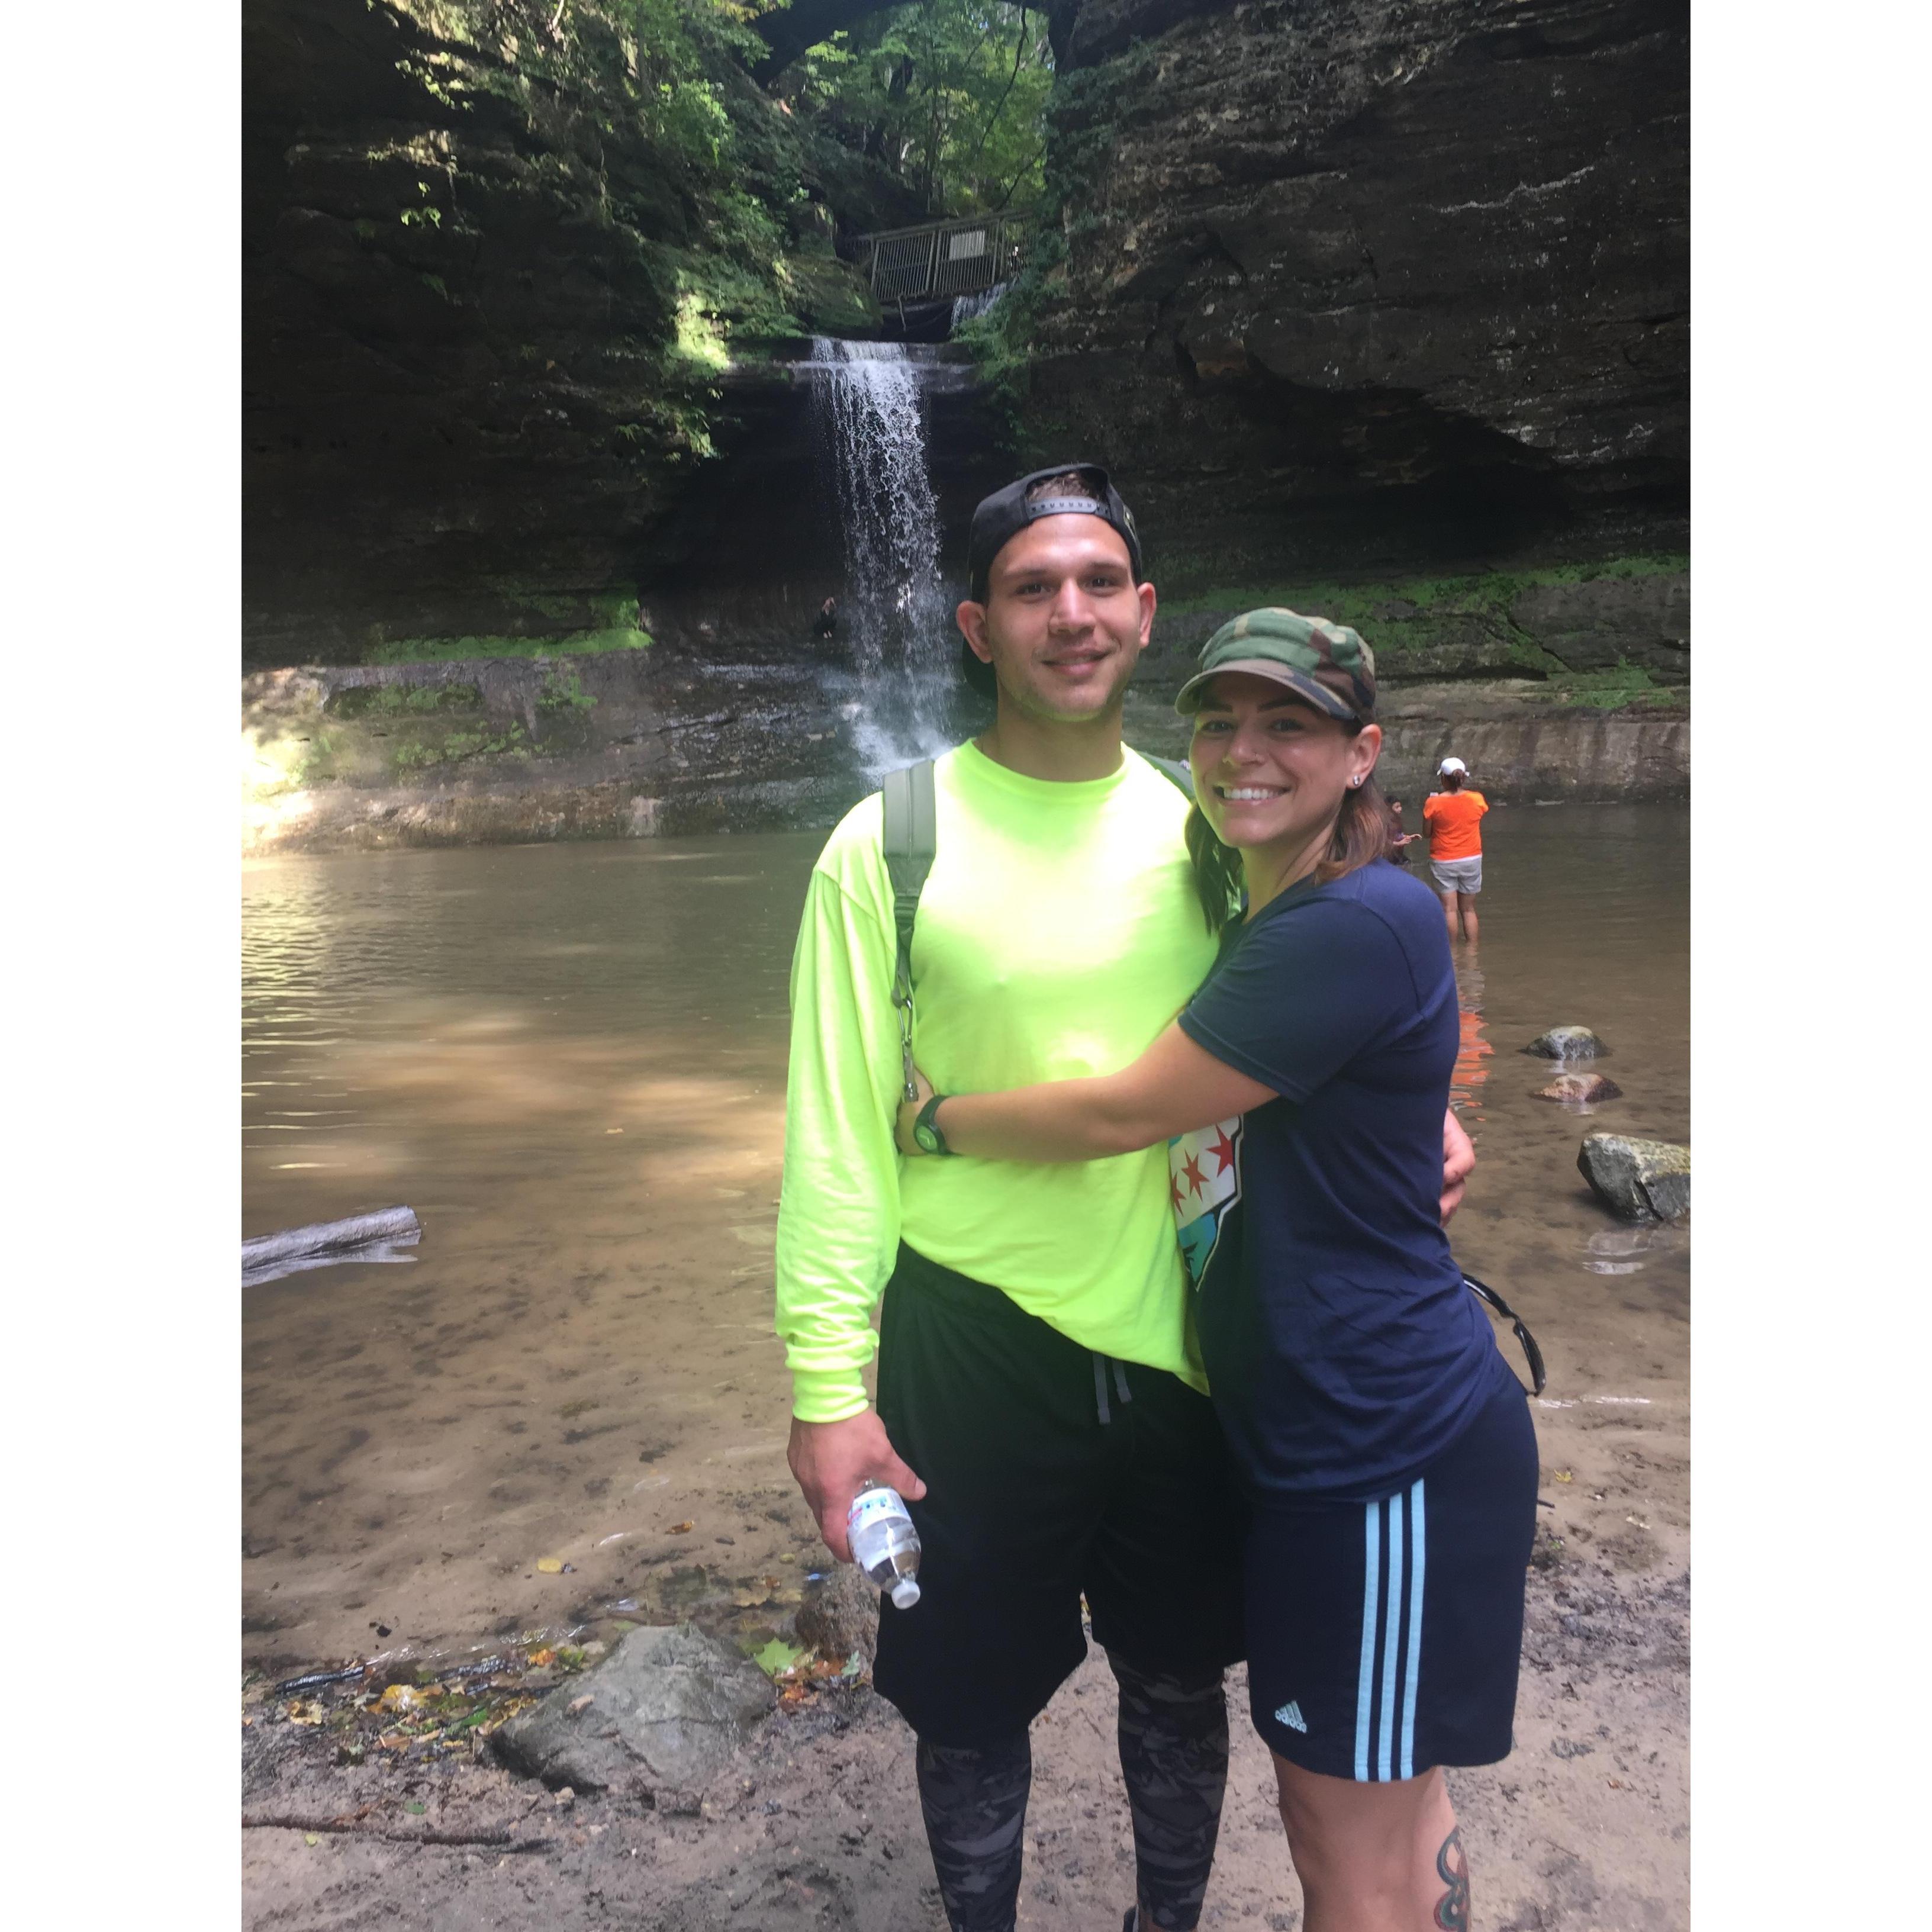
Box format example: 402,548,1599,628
913,1123,941,1154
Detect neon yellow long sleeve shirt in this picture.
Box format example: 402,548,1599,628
775,741,1221,1423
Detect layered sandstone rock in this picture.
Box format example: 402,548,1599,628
1016,0,1689,581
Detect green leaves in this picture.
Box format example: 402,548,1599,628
785,5,1054,219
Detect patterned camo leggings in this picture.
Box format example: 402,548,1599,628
914,1651,1230,1932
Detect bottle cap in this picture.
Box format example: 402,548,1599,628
889,1576,921,1609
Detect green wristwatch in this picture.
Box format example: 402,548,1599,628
912,1092,955,1157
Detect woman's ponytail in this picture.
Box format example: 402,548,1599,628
1316,774,1395,886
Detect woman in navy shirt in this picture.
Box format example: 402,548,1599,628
899,609,1537,1932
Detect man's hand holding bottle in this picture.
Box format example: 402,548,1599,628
787,1410,926,1564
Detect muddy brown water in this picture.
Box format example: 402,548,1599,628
243,804,1688,1682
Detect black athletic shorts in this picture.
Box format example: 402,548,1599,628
1244,1364,1538,1781
871,1244,1248,1747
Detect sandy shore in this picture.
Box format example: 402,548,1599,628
243,1511,1686,1931
243,1370,1689,1930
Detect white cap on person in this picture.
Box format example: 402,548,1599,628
1438,756,1468,776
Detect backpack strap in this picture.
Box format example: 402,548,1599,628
1143,753,1193,799
875,750,1186,1105
880,759,938,1102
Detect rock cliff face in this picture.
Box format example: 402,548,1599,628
247,0,1689,658
1011,0,1689,582
242,594,1684,856
243,641,899,852
243,0,903,664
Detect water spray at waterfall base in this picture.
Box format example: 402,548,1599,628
809,339,960,777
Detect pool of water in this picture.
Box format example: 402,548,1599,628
242,805,1688,1669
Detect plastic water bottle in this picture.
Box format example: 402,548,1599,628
847,1480,922,1608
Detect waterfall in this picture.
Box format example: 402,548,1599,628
950,281,1010,331
809,339,958,777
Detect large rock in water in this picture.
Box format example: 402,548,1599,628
1534,1073,1623,1106
1578,1135,1689,1222
492,1623,773,1804
1525,1026,1610,1060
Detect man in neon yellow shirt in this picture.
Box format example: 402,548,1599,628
776,467,1471,1932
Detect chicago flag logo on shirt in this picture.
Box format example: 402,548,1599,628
1170,1115,1243,1287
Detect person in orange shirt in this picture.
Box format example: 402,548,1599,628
1423,756,1488,943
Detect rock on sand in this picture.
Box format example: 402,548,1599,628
796,1562,881,1667
492,1622,772,1804
1578,1134,1690,1222
1525,1025,1610,1060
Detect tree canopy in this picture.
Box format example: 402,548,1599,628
780,3,1054,220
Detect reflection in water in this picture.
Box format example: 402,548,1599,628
243,1239,418,1290
242,807,1688,1669
1450,951,1491,1123
1586,1228,1650,1276
1583,1224,1688,1279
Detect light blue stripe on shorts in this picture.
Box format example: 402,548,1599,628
1354,1500,1380,1782
1377,1491,1404,1780
1401,1479,1427,1779
1354,1483,1429,1782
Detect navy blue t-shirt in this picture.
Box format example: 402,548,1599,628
1172,859,1511,1502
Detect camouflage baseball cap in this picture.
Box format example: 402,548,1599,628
1173,607,1377,721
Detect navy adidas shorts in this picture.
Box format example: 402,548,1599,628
1244,1367,1538,1782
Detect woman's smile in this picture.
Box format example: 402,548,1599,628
1186,668,1384,913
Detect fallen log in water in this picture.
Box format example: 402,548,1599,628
243,1208,421,1278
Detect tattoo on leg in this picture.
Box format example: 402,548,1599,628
1433,1826,1469,1932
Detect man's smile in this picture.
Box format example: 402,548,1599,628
1036,645,1115,682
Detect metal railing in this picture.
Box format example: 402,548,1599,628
851,214,1031,305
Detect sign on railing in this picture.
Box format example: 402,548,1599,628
853,215,1031,305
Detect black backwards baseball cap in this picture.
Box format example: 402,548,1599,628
958,463,1144,697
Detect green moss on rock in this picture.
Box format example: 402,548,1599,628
1155,556,1689,691
367,630,650,665
331,681,484,717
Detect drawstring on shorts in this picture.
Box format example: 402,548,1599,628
1091,1352,1134,1425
